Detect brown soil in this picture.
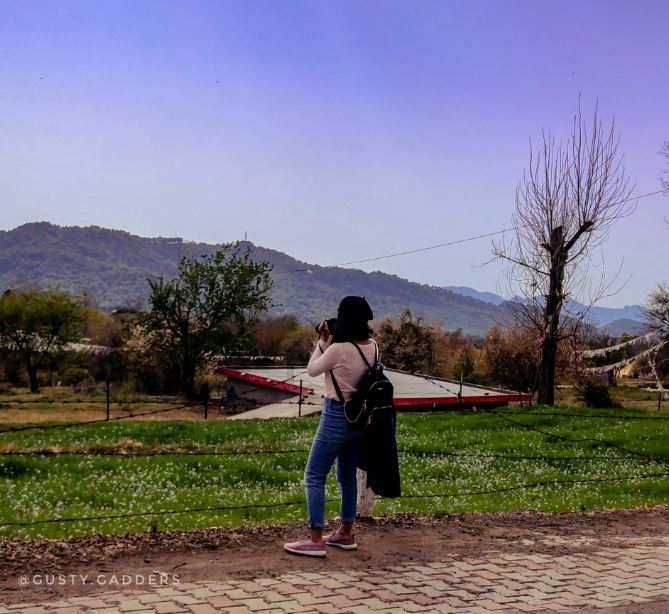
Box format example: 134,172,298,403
2,506,668,605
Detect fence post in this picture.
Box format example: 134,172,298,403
298,380,303,417
105,378,110,421
203,382,210,420
356,469,374,518
659,391,663,411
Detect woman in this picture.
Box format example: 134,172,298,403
284,296,377,557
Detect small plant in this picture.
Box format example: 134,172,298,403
576,376,620,408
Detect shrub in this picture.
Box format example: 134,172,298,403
576,377,620,408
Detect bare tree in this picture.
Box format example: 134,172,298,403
661,141,669,227
494,104,634,405
642,283,669,395
661,141,669,193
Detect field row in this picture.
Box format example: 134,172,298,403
1,407,668,539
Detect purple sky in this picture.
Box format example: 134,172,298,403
1,0,667,306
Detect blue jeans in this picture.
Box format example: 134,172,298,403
304,398,364,529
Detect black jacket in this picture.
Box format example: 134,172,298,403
358,409,401,498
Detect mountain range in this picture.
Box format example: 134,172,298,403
0,223,644,336
445,286,645,334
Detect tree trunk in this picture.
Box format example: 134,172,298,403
26,358,39,394
537,335,557,405
537,227,565,406
181,362,196,399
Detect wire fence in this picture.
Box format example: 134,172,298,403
2,447,665,463
1,470,668,529
1,331,666,437
488,410,668,464
0,352,669,527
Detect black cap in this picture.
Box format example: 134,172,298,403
337,296,373,321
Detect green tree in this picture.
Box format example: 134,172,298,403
141,245,272,398
482,325,540,392
375,309,437,374
252,316,301,356
0,288,85,392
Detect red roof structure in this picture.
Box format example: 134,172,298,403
215,366,532,412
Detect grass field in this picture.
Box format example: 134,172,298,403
2,397,669,540
554,380,668,410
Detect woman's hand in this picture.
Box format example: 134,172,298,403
319,319,330,343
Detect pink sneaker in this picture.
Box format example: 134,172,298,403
283,537,327,557
323,528,357,550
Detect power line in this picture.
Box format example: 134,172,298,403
333,228,515,267
271,188,666,273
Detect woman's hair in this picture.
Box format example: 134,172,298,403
331,295,373,343
332,317,372,343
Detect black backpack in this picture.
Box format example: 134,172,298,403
330,341,394,428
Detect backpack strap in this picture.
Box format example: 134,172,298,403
350,341,378,368
329,341,379,405
329,370,345,403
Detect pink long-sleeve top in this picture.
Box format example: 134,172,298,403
307,338,379,401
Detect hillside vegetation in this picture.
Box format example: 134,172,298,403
0,223,504,334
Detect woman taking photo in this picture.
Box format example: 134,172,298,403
284,296,377,557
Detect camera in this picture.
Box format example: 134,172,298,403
315,317,338,336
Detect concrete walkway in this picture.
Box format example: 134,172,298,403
5,534,669,613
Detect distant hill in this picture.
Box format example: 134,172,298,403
446,285,643,330
0,223,505,335
445,286,505,305
601,318,647,337
587,304,643,326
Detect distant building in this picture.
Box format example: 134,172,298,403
214,366,531,419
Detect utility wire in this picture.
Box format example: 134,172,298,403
271,189,666,273
333,189,667,267
333,228,515,267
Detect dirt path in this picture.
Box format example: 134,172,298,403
1,506,668,608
